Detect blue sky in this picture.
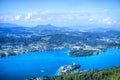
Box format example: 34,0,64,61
0,0,120,26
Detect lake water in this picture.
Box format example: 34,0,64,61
0,48,120,80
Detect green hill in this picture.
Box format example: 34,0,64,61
30,66,120,80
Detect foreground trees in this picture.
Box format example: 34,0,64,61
49,66,120,80
28,66,120,80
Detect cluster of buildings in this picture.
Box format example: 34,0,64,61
59,63,80,75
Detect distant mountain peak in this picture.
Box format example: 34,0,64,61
0,23,24,27
46,24,53,26
36,24,55,27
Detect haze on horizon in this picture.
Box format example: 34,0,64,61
0,0,120,27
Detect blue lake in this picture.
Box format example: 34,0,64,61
0,48,120,80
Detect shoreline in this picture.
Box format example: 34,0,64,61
0,47,120,58
27,66,120,80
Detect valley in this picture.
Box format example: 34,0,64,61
0,24,120,57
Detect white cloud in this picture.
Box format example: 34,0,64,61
25,13,32,20
15,15,22,20
0,10,120,26
0,15,14,21
89,18,94,22
102,17,115,25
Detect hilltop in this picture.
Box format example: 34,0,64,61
0,23,120,57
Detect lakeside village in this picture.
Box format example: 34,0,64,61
58,63,81,75
0,30,120,57
0,42,101,57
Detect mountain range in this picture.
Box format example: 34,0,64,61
0,23,120,34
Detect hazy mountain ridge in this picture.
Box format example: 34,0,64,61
0,23,73,35
0,23,120,34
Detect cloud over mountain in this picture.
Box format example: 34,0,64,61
0,10,120,26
